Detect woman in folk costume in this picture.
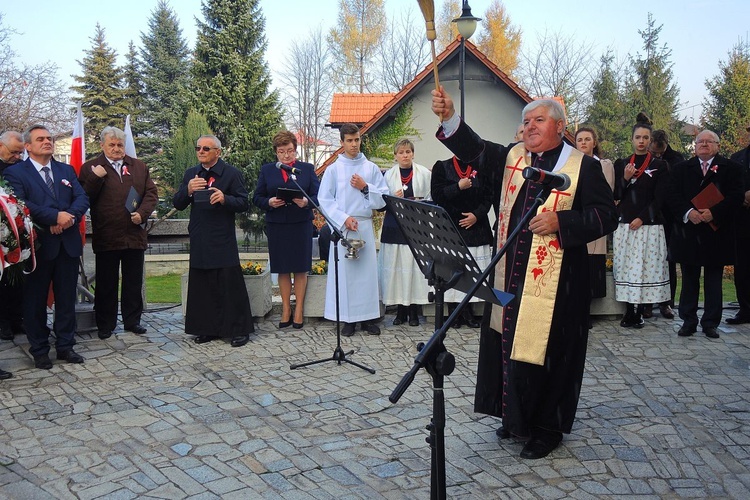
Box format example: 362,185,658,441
613,113,671,328
431,150,494,328
378,139,432,326
575,127,615,312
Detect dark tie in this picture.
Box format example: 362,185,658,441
42,166,56,197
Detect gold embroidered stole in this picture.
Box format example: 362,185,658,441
490,143,583,365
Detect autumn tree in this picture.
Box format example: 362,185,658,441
377,7,430,92
702,41,750,155
71,24,127,154
328,0,386,92
517,29,594,128
476,0,521,75
436,1,461,50
622,13,681,143
0,14,71,133
278,27,335,165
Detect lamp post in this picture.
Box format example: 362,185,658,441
452,1,481,119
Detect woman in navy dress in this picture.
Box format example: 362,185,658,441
253,131,320,329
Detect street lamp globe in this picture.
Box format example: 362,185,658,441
452,1,480,40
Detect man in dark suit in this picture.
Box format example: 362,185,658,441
728,127,750,324
0,131,26,345
668,130,743,339
3,125,89,369
79,127,157,340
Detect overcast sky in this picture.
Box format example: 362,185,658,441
7,0,749,125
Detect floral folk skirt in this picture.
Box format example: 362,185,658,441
613,223,670,304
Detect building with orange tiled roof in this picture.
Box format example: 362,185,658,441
328,93,397,127
318,38,549,174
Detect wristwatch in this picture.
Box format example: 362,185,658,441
360,185,369,195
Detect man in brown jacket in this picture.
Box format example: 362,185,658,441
79,127,158,339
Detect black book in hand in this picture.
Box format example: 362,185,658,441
125,186,142,213
276,187,304,204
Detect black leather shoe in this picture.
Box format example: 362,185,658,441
341,323,355,337
11,323,25,335
126,324,147,334
0,328,13,341
393,305,407,326
641,304,653,318
292,322,303,329
56,349,84,364
278,319,292,329
194,335,215,344
0,368,13,380
659,305,675,319
34,354,53,370
362,322,381,336
230,335,249,347
703,327,720,339
677,325,697,337
496,426,510,439
725,314,750,325
97,330,112,340
408,305,420,326
519,437,561,459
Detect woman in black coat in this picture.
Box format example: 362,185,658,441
253,131,319,329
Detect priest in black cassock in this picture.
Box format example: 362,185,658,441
173,135,254,348
431,87,618,459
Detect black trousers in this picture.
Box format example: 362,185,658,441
734,223,750,316
24,249,78,357
678,264,723,329
95,249,144,332
0,273,23,330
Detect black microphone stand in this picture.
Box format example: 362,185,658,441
287,169,375,374
389,185,555,500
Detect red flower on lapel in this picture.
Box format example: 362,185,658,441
710,165,718,174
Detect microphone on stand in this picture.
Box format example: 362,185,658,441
276,162,301,175
522,167,571,191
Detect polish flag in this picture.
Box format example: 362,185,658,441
70,103,85,173
124,114,137,158
70,103,86,244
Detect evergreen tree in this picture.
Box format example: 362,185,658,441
585,52,629,159
191,0,282,239
139,0,192,185
140,0,191,137
622,13,683,152
170,110,213,195
71,23,127,154
702,41,750,155
122,41,145,140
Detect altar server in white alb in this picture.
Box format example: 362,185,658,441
319,123,389,336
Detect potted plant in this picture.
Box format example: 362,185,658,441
303,260,328,318
242,261,272,318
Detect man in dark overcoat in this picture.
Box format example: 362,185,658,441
431,87,618,459
728,127,750,324
173,135,253,347
79,127,158,339
668,130,744,338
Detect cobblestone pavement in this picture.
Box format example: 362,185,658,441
0,306,748,499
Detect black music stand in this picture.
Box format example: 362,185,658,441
386,185,556,499
288,173,375,374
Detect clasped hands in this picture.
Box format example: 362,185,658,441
51,211,75,234
688,208,713,225
188,175,225,205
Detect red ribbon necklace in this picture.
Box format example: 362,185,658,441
629,152,652,179
400,168,413,187
452,156,476,179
